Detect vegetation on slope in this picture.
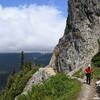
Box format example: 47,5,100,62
92,52,100,68
92,51,100,79
18,73,81,100
72,64,100,79
0,72,9,91
0,62,39,100
72,68,85,78
91,63,100,79
73,51,100,79
3,50,100,100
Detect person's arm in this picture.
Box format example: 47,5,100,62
85,68,87,74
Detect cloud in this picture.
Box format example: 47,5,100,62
0,5,66,53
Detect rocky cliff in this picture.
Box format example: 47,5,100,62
49,0,100,74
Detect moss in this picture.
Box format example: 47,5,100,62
76,31,81,35
87,24,92,28
66,56,69,60
55,51,59,58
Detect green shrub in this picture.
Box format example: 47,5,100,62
91,63,100,79
18,73,81,100
6,74,16,89
92,52,100,68
92,51,100,79
72,68,85,78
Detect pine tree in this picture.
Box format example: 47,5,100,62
12,67,16,75
20,51,24,69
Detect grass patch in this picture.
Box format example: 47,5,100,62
72,68,85,78
18,73,81,100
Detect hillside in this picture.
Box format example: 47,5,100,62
0,0,100,100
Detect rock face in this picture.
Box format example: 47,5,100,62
49,0,100,74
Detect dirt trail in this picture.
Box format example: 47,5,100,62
77,79,100,100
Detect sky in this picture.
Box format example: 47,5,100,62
0,0,68,53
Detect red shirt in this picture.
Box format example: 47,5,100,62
85,67,93,74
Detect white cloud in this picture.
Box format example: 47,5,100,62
0,5,66,53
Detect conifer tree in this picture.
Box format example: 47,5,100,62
12,67,16,75
20,51,24,69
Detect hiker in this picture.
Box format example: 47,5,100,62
85,64,93,85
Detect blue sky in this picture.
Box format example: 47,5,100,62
0,0,68,17
0,0,68,52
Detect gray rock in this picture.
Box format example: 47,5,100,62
49,0,100,74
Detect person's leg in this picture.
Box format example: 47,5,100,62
87,74,90,84
86,74,88,84
88,74,91,85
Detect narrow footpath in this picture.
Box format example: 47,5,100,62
77,79,100,100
